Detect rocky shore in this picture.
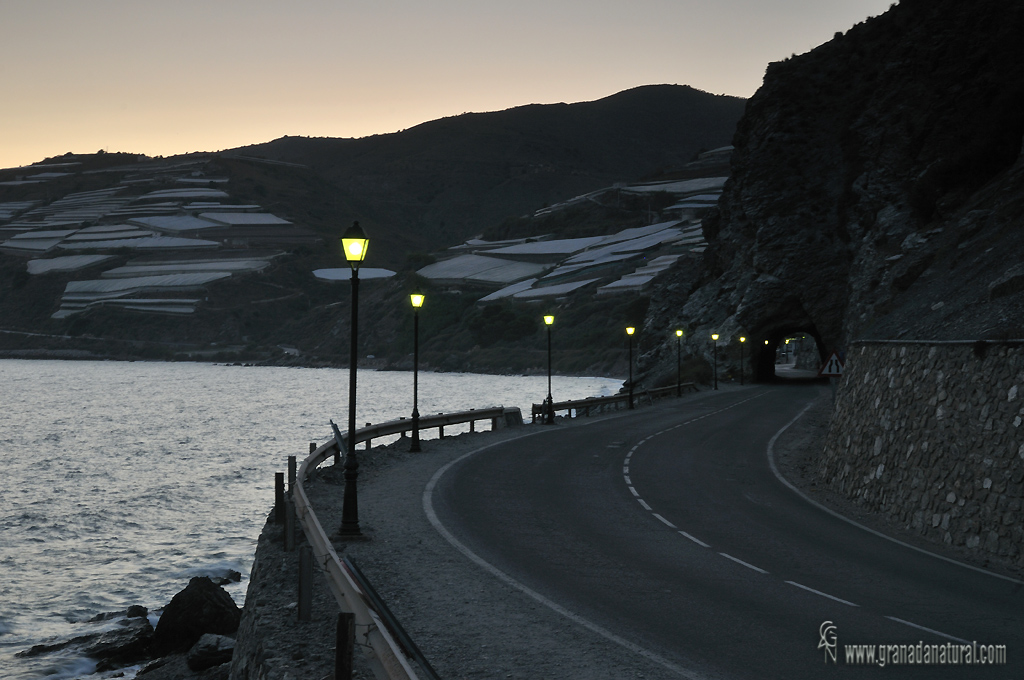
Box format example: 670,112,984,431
15,574,243,680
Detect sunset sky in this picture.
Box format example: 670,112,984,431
0,0,894,169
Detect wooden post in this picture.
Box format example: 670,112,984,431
275,473,285,525
335,612,355,679
288,456,297,493
285,499,295,552
298,545,312,622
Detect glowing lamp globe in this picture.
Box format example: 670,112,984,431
341,221,369,269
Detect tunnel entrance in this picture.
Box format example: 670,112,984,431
752,328,828,383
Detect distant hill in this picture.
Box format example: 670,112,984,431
0,85,745,374
229,84,745,269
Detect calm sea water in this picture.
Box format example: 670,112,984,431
0,360,620,680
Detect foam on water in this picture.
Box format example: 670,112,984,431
0,360,619,679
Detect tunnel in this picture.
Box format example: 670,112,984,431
751,326,828,383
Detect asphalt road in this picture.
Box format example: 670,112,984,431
430,384,1024,679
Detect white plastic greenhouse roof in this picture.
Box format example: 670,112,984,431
58,236,219,250
27,255,115,275
624,177,727,195
484,236,606,257
138,188,230,200
10,229,79,240
416,254,548,284
597,275,655,293
199,212,291,226
477,278,539,302
128,216,221,232
512,278,600,299
65,229,154,242
313,268,397,281
598,222,681,245
64,272,232,295
564,228,683,264
102,260,271,278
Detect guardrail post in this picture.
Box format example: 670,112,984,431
275,472,285,525
288,456,297,493
399,417,407,438
298,544,312,622
336,612,355,680
470,419,475,433
365,423,371,451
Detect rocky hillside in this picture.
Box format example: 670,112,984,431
642,0,1024,383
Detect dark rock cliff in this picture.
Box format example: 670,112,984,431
643,0,1024,382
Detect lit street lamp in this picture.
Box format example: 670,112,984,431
739,336,746,385
409,290,425,452
544,315,555,424
675,329,683,397
626,327,636,409
711,333,719,390
339,221,368,537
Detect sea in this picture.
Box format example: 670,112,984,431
0,359,621,680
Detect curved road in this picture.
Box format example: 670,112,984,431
429,384,1024,679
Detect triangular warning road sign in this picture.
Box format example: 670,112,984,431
819,352,844,377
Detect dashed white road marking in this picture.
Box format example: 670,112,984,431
653,513,676,529
785,580,859,607
679,531,710,547
424,434,709,679
719,552,768,574
885,616,969,644
638,498,652,511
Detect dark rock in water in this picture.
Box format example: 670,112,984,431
186,633,235,671
153,577,241,655
210,570,242,586
17,637,84,658
85,617,155,672
127,605,149,619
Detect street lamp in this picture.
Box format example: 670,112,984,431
739,336,746,385
675,329,683,397
409,290,425,452
711,333,719,390
543,315,555,424
626,327,635,409
339,221,368,537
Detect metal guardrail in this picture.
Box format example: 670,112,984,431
293,406,523,679
339,407,523,452
531,382,698,422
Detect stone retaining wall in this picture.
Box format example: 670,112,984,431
819,341,1024,569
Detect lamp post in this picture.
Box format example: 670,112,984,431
711,333,719,390
675,329,683,397
544,315,555,424
739,336,746,385
626,327,635,409
339,221,368,537
409,290,424,452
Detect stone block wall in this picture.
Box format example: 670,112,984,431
819,341,1024,568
